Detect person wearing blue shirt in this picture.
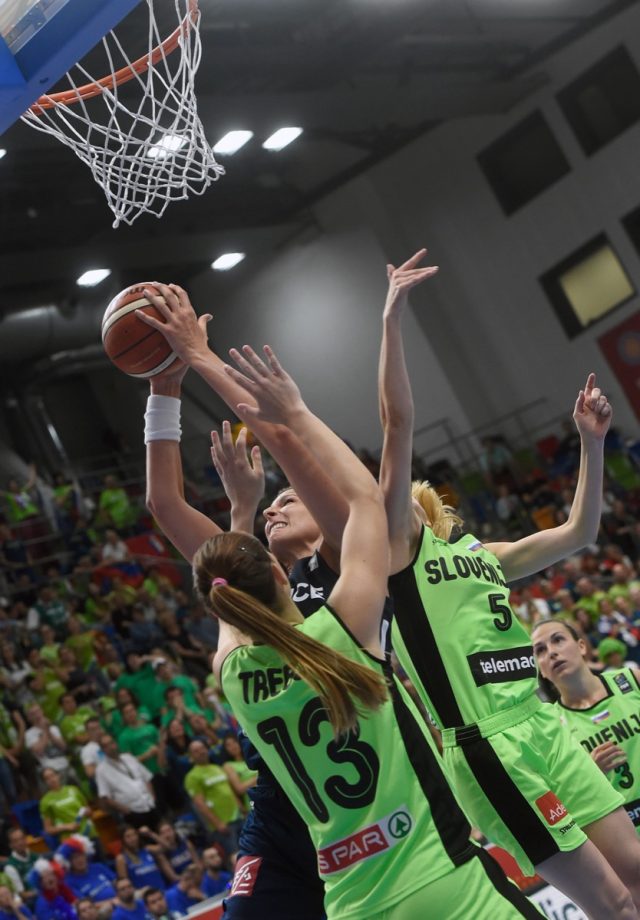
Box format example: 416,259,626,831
110,880,146,920
63,854,116,906
200,848,231,899
164,867,204,917
0,885,33,920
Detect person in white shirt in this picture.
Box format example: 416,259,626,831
96,734,158,828
80,717,104,782
101,531,130,564
24,704,72,779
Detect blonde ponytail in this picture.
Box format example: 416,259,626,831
193,533,388,736
411,480,463,540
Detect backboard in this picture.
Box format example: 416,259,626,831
0,0,141,135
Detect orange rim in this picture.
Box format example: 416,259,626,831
29,0,198,112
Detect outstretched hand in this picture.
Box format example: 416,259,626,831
383,248,439,318
136,283,212,365
573,373,612,442
224,345,306,425
211,421,264,509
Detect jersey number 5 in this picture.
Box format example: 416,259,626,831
488,593,513,632
257,698,380,822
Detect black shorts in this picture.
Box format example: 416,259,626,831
223,784,325,920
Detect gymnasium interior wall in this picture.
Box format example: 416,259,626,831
187,2,640,457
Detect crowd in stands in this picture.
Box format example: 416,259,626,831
0,421,639,919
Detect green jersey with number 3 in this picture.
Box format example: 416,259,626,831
221,605,475,920
389,527,538,728
556,667,640,836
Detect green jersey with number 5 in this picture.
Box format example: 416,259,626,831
389,527,538,728
221,605,475,920
556,667,640,836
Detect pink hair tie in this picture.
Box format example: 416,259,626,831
212,577,228,588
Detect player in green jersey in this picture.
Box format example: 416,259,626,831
378,248,640,918
140,283,542,920
534,619,640,836
193,342,542,920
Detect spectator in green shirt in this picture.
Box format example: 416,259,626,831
5,828,38,902
115,654,158,709
2,468,38,525
149,660,200,721
59,694,95,747
118,703,163,776
39,767,94,841
184,740,241,861
29,586,69,636
97,476,134,530
63,618,98,672
574,575,606,624
160,687,205,729
118,702,169,811
105,690,152,740
38,625,60,665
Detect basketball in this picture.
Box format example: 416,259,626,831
101,283,179,378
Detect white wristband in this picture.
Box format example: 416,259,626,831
144,394,182,443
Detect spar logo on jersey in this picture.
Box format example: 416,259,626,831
229,856,263,898
467,646,537,686
318,807,413,875
614,673,633,694
535,791,568,826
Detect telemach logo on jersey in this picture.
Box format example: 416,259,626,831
318,807,414,875
467,646,537,687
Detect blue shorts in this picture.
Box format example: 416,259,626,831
223,782,325,920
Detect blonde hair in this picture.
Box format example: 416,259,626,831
411,481,463,540
193,532,387,736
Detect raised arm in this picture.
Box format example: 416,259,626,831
210,421,264,534
139,284,349,557
485,374,611,582
223,345,388,654
377,250,439,569
145,359,223,563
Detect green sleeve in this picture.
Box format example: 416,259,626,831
184,770,199,799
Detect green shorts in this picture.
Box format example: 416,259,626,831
369,849,543,919
441,697,623,876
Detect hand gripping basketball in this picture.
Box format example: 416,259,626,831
135,283,212,365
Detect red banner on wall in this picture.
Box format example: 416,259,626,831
598,311,640,421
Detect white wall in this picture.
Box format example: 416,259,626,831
190,3,640,454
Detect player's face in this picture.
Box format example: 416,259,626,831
532,623,584,682
263,490,321,555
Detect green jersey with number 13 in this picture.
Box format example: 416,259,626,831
221,605,475,920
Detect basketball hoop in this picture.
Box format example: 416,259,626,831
21,0,224,228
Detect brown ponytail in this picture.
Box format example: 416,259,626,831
411,480,463,540
193,532,388,736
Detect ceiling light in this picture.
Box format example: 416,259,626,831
0,149,6,160
76,268,111,287
213,130,253,155
147,134,187,159
262,127,303,151
211,253,245,271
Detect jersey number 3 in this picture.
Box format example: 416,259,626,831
257,698,380,822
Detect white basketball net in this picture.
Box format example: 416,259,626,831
20,0,224,228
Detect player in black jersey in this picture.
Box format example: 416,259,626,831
141,287,376,919
140,283,503,920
